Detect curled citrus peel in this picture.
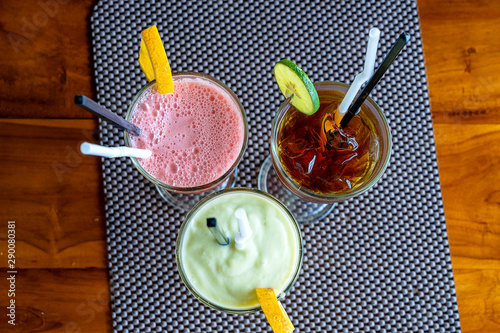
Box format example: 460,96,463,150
256,288,294,333
139,25,173,94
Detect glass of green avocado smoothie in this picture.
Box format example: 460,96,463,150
175,187,303,314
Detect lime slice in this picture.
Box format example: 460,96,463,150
273,59,319,115
139,25,173,94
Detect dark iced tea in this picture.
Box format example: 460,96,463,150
275,82,388,197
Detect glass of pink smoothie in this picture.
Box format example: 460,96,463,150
124,73,248,210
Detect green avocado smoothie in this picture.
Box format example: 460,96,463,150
176,188,303,313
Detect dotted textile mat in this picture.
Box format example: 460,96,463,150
91,0,461,332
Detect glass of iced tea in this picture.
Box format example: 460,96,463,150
259,81,391,223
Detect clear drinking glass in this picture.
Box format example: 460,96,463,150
176,187,303,314
124,73,248,211
259,81,392,223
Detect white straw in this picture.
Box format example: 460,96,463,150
80,142,152,159
234,208,252,250
335,28,380,126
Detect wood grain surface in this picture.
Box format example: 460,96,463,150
0,0,499,332
418,1,500,331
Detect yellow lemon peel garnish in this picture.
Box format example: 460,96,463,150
139,25,173,94
256,288,294,333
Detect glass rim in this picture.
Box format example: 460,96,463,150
270,81,392,203
175,187,304,314
124,72,248,194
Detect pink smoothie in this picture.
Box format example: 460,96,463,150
129,76,245,188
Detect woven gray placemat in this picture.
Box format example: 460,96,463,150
90,1,461,332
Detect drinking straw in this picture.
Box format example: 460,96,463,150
80,142,152,159
74,95,142,136
335,28,381,126
340,32,411,129
234,208,252,250
207,218,230,246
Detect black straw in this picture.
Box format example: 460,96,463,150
74,95,142,136
207,218,230,246
339,32,411,129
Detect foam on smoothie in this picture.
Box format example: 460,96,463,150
129,77,244,187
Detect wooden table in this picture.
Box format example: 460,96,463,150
0,0,498,331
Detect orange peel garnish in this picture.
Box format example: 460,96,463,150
256,288,294,333
139,38,155,81
139,25,173,94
